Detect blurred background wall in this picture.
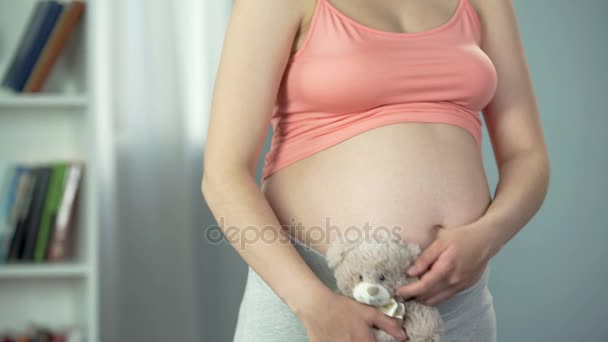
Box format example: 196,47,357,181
482,1,608,340
98,0,608,341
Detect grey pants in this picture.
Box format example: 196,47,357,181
233,238,497,341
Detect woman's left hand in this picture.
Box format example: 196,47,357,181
395,224,499,306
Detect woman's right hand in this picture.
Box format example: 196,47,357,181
298,291,408,342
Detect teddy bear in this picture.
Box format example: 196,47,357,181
326,235,443,342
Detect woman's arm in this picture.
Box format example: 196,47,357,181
202,0,331,317
396,0,550,305
469,0,550,257
202,1,407,340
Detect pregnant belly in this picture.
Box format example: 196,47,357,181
261,122,492,255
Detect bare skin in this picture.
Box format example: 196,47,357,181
262,121,491,255
266,0,492,253
202,0,549,341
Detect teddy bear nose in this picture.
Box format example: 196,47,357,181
367,286,379,296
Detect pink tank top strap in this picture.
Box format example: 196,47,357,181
461,0,483,44
309,0,478,40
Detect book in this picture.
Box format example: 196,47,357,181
0,165,16,235
21,166,53,260
1,167,34,262
48,162,83,262
34,163,67,261
6,168,37,261
0,324,84,342
1,161,84,263
0,165,16,262
0,165,18,263
1,1,64,92
1,2,49,89
24,1,85,92
0,323,77,342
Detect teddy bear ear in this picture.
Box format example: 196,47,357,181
326,241,360,269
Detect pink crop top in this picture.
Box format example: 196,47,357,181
261,0,498,181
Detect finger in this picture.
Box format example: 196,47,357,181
419,286,459,306
368,309,408,341
397,259,451,299
407,241,444,276
416,259,454,295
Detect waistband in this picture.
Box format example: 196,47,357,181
291,237,338,290
290,237,491,321
435,264,491,321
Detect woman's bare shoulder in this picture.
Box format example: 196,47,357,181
467,0,504,28
469,0,546,161
203,0,310,177
227,0,309,26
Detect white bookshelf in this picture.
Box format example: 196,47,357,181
0,264,89,278
0,1,98,341
0,94,88,108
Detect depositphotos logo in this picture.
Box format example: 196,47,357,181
203,216,406,250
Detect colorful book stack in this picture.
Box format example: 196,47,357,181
0,161,83,264
1,323,84,342
1,0,85,93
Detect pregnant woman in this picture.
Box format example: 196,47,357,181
202,0,550,341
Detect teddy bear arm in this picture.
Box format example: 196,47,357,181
403,301,443,341
374,328,401,342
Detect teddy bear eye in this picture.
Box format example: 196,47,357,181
358,274,363,281
379,274,386,282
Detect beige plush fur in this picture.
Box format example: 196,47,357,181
326,235,443,342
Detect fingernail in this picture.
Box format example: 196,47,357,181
407,266,417,275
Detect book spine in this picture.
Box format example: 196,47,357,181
0,165,18,230
7,169,38,261
34,163,67,262
0,164,15,220
21,167,52,260
25,1,85,92
48,163,82,261
1,2,50,89
0,166,22,263
13,1,64,92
